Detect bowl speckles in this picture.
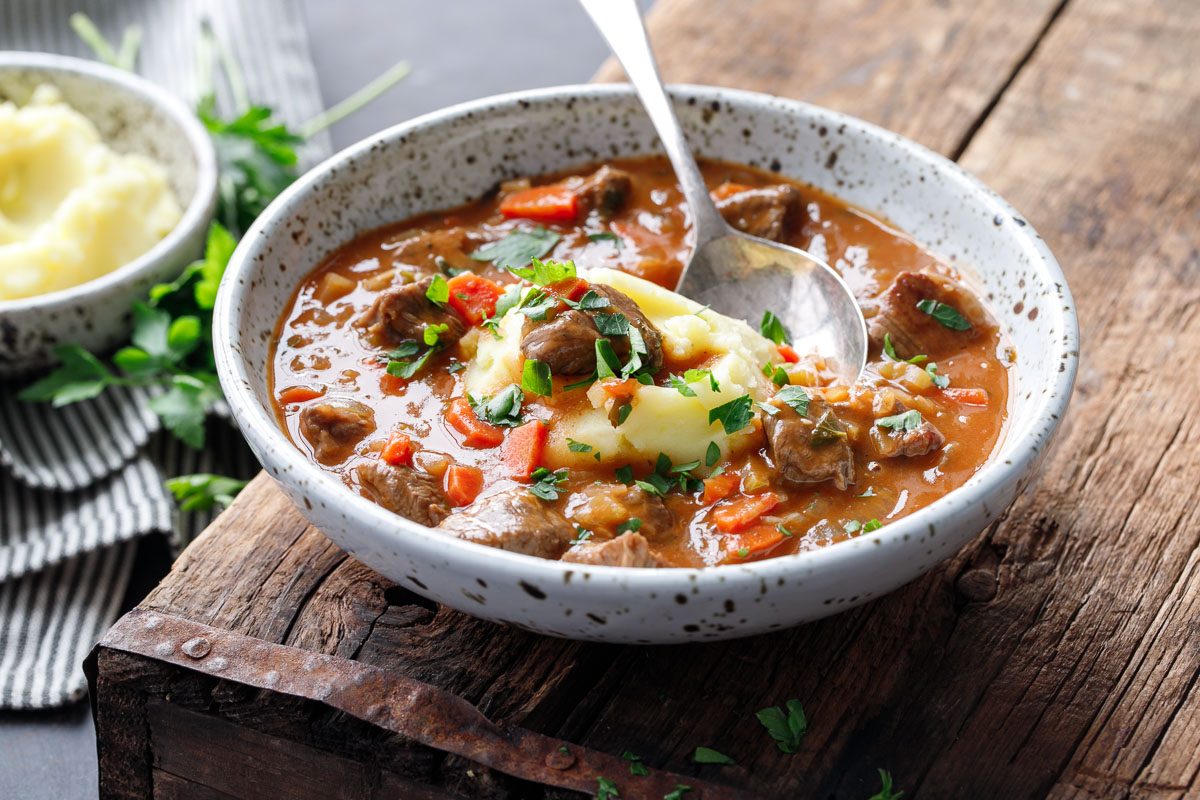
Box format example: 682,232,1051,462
0,52,217,376
214,84,1078,643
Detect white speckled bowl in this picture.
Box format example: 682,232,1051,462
0,52,217,376
214,85,1077,643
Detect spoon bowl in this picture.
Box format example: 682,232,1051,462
581,0,868,380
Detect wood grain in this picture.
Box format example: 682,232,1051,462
96,0,1200,797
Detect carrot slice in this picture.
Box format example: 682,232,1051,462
444,397,505,448
727,523,788,559
381,431,414,466
277,385,324,405
711,182,755,201
703,472,740,504
446,272,502,325
444,464,484,506
776,344,800,363
502,420,548,481
499,184,579,222
712,492,780,533
942,388,989,407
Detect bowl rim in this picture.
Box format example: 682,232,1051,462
0,51,218,313
214,82,1079,592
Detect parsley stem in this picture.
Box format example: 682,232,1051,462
210,22,250,113
114,25,143,72
299,61,412,139
69,13,121,69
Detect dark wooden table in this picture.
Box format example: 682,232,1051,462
90,0,1200,797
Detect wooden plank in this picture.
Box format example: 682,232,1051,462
593,0,1068,157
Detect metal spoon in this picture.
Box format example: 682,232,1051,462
580,0,868,381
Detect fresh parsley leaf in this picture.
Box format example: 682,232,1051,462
514,287,556,321
654,453,672,476
615,465,633,484
469,228,561,271
664,786,692,800
512,256,576,286
916,298,971,330
883,332,900,361
573,290,610,310
672,460,701,474
616,518,642,534
668,374,697,397
470,384,524,427
567,438,593,453
774,386,810,416
595,339,622,379
594,313,630,336
685,368,718,391
386,348,433,379
447,361,466,374
778,523,794,537
811,410,848,446
844,520,863,534
705,441,721,467
754,400,780,417
149,374,221,449
19,345,116,406
617,402,633,425
693,747,735,765
165,473,249,512
925,363,950,389
425,274,450,306
621,751,648,776
867,769,904,800
529,467,568,500
760,310,792,345
622,327,648,377
521,359,553,396
596,776,620,800
570,526,594,545
768,363,789,386
736,547,750,558
388,341,421,359
423,322,449,346
875,409,923,432
635,476,669,497
756,699,807,754
587,231,623,248
564,372,598,391
708,395,754,434
863,518,883,532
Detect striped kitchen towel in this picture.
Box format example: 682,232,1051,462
0,0,330,709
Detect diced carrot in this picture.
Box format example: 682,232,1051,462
381,431,414,466
703,472,740,504
277,385,324,405
499,184,579,222
711,182,755,201
444,464,484,506
502,420,548,481
942,388,990,407
545,276,590,302
776,344,800,363
728,523,787,558
444,397,505,448
712,492,780,534
446,272,502,325
597,378,638,399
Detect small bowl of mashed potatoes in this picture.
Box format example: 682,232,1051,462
0,52,217,375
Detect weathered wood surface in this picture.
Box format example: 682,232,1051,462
96,0,1200,797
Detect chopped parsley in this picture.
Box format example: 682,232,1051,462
447,361,466,374
672,459,701,473
616,518,643,534
811,411,848,447
685,368,719,391
844,520,863,534
635,476,670,497
594,312,630,336
664,787,692,800
595,339,622,379
468,384,523,427
615,465,633,484
570,526,593,545
616,402,633,425
882,332,927,364
587,231,623,248
621,751,648,776
425,274,449,306
622,327,649,377
708,395,754,434
705,441,721,467
756,699,806,754
764,362,789,386
567,438,593,453
875,409,923,432
565,289,610,310
669,375,697,397
469,228,561,271
864,518,883,532
916,298,971,330
693,747,735,765
386,348,433,379
736,548,750,558
775,386,810,416
521,359,553,396
422,322,448,346
564,372,598,391
759,310,792,345
867,769,904,800
514,255,575,285
925,363,950,389
387,341,421,359
754,400,780,417
778,523,794,537
529,467,568,500
596,776,620,800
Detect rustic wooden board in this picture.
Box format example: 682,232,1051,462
94,0,1200,797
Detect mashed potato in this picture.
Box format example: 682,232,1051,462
0,85,182,301
465,267,779,468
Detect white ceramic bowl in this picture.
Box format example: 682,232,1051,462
214,85,1077,643
0,52,217,376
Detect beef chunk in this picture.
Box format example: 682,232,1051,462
764,394,854,490
520,309,602,375
868,272,983,360
566,484,674,544
357,275,468,346
299,398,376,462
436,488,575,558
562,532,664,568
871,407,946,458
519,284,664,375
570,165,633,218
391,228,476,274
716,184,802,241
356,460,449,526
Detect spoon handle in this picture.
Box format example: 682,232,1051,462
580,0,729,250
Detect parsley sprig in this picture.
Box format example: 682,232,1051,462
165,474,250,512
756,699,807,754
